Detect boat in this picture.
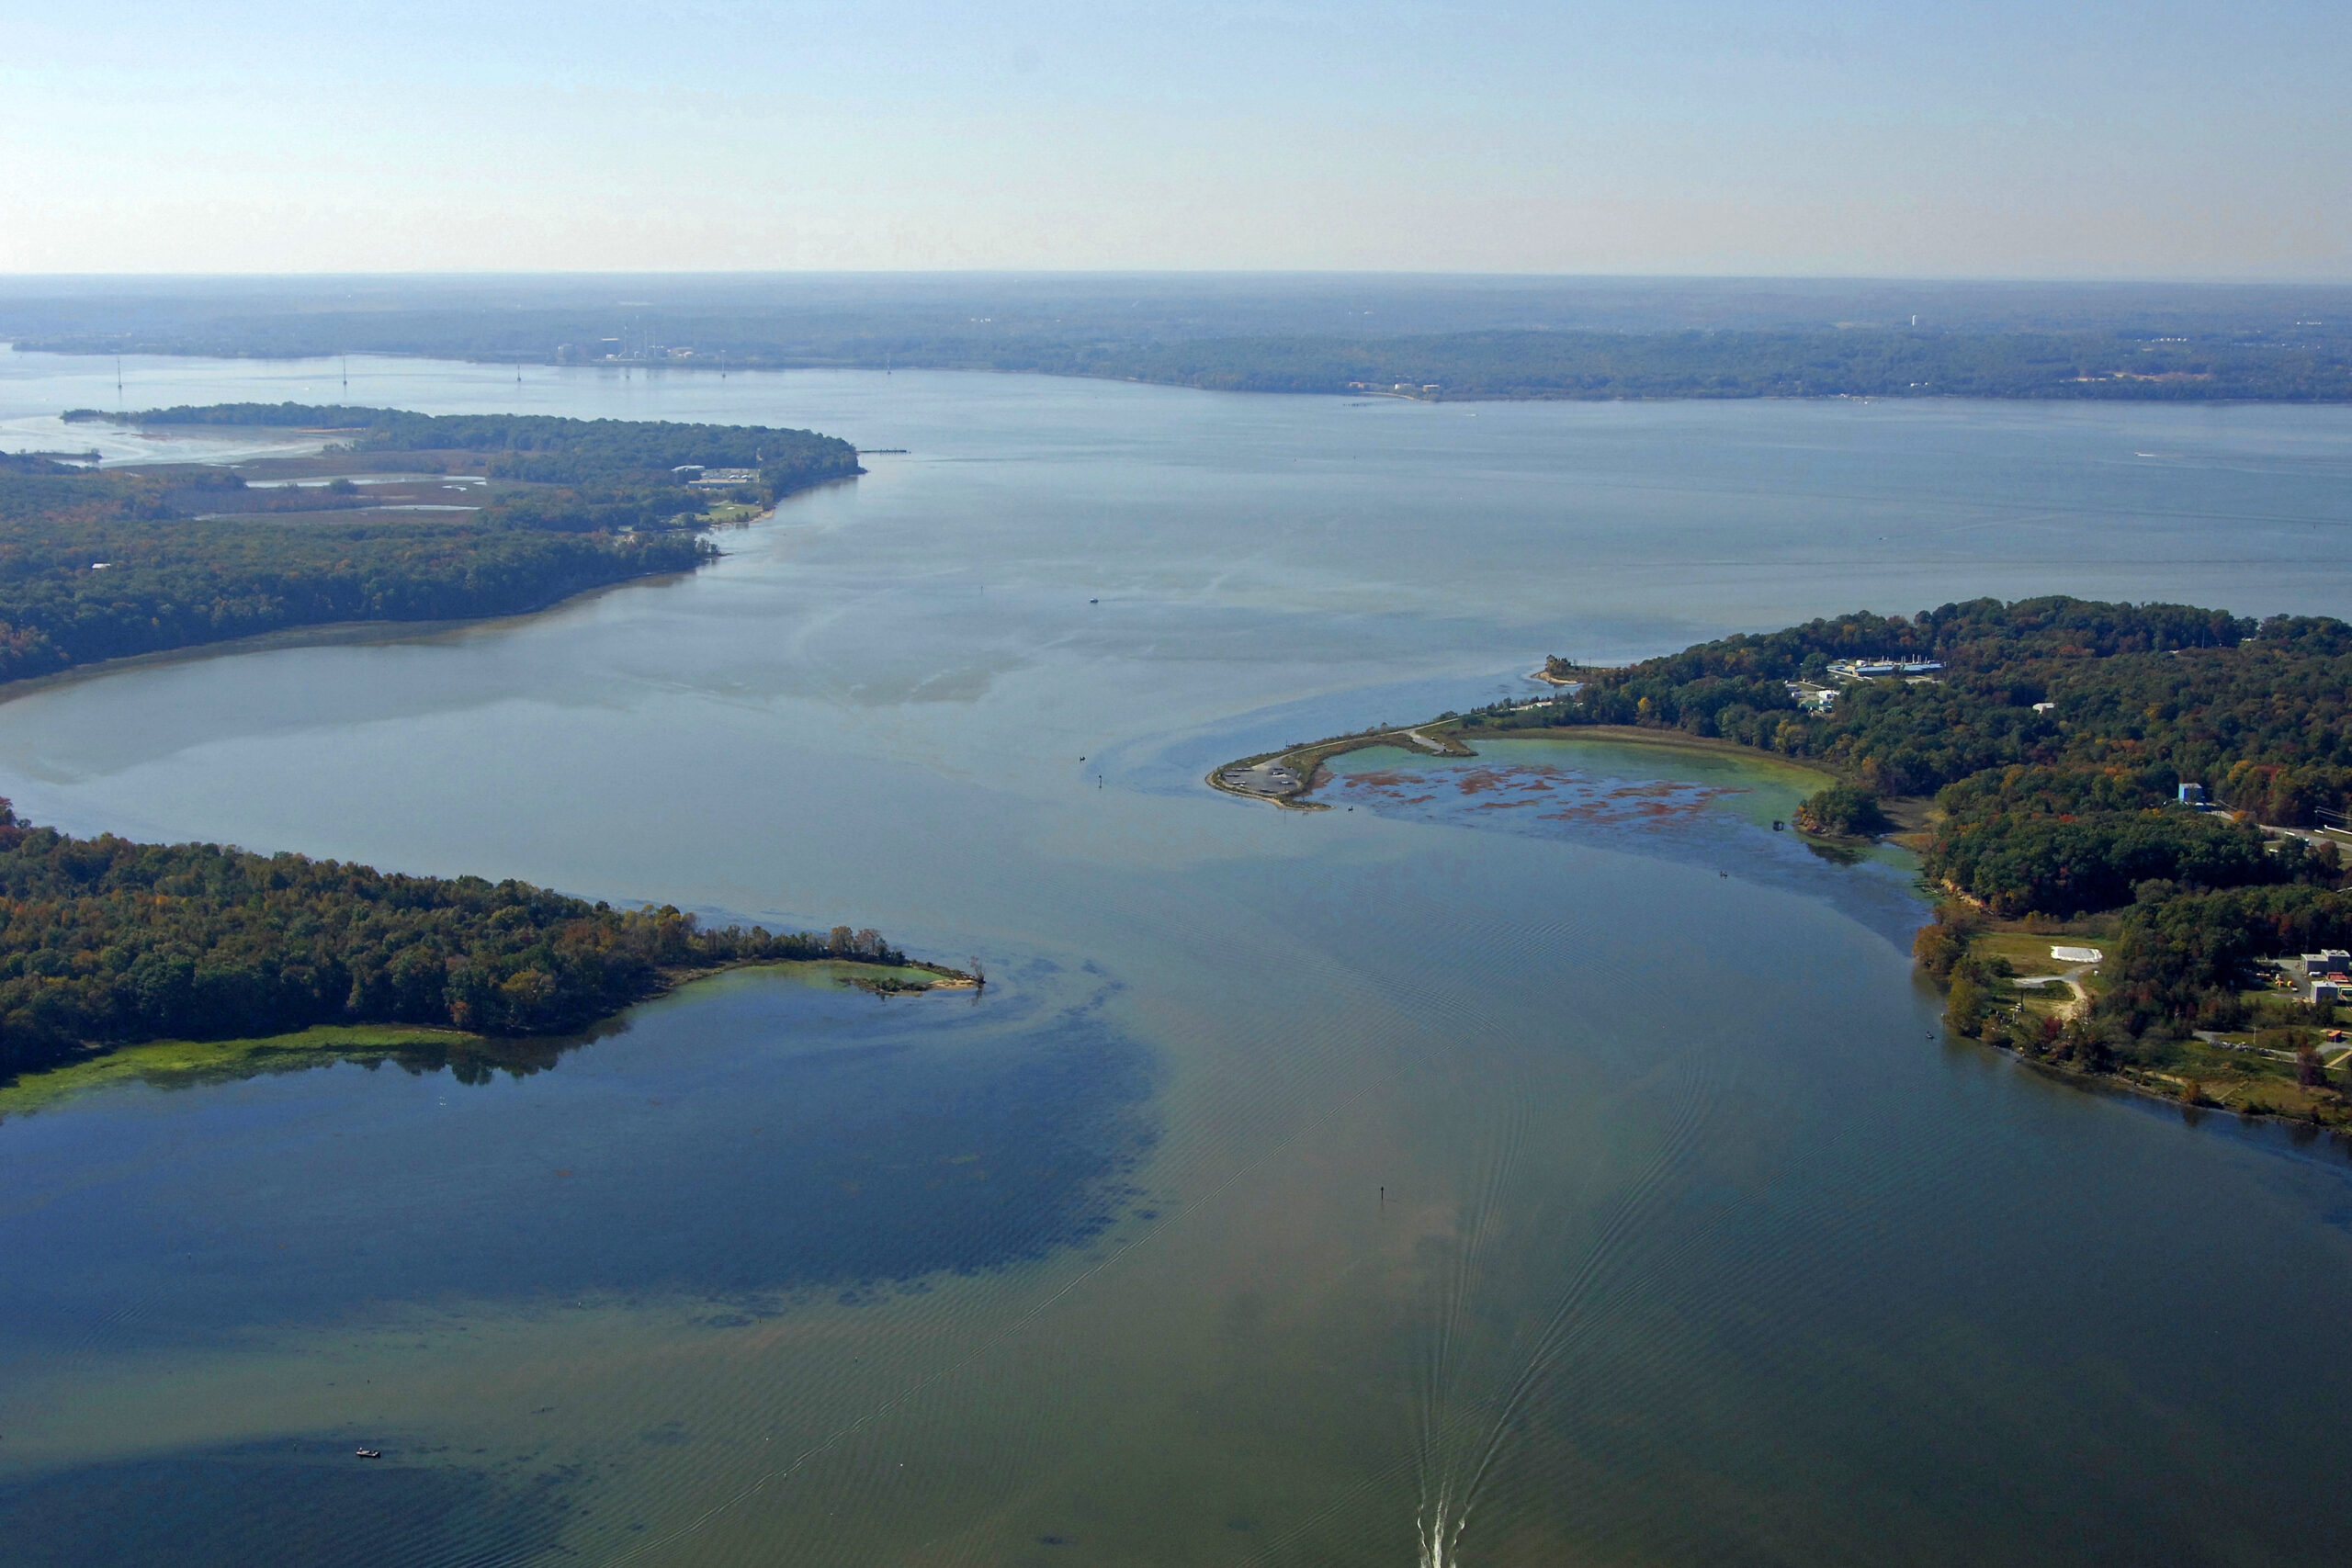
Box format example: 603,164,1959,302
356,1449,382,1460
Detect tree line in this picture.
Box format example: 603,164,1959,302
0,798,909,1079
65,404,863,495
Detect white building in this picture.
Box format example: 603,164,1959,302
2301,950,2352,1000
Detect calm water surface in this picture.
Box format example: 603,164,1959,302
3,352,2352,1566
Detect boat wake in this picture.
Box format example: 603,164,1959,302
1410,1041,1723,1568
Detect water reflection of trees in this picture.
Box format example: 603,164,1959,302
376,1030,596,1087
155,1014,637,1098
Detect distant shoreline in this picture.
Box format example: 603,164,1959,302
18,330,2352,405
31,353,2352,408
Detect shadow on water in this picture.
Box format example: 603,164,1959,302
0,961,1159,1347
0,1438,570,1568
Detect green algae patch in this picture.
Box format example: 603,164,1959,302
679,958,978,996
0,1024,492,1118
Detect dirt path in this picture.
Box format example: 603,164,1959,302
2016,963,2095,1021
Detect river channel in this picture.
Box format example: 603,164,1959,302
3,352,2352,1566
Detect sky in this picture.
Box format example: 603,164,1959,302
2,0,2346,277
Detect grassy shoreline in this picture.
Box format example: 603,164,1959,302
2013,1030,2352,1132
0,958,975,1118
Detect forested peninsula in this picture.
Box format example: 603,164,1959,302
0,405,860,683
0,796,945,1085
1219,598,2352,1122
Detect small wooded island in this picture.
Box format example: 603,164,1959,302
0,796,967,1093
1,402,862,684
1216,597,2352,1126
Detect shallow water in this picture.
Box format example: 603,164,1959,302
3,353,2352,1565
1321,734,1926,943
